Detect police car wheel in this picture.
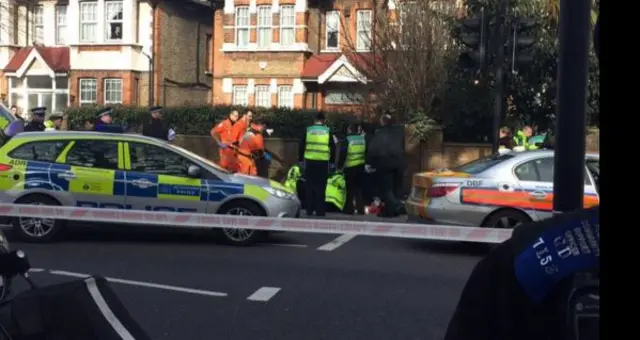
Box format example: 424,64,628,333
12,195,63,243
217,201,267,246
481,209,532,230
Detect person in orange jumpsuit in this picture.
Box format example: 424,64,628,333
236,122,266,176
210,110,240,171
232,110,253,140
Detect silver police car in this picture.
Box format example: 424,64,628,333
406,150,600,229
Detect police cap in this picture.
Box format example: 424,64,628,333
97,107,113,117
149,106,163,113
30,107,47,116
49,113,64,120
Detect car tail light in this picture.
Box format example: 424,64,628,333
0,164,12,172
426,185,458,198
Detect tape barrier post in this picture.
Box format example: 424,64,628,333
0,204,513,244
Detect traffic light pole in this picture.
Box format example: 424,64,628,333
491,0,508,153
552,0,592,214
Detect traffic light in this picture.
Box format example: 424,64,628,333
509,16,536,73
456,7,488,71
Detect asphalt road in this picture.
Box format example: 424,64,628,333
6,214,489,340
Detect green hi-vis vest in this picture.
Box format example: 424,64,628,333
44,120,55,129
325,173,346,211
304,125,330,161
345,135,366,168
513,130,538,150
284,164,301,192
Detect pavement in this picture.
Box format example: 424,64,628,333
6,213,490,340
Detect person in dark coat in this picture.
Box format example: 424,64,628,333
23,107,47,132
142,106,169,141
94,107,125,133
366,113,406,217
445,207,599,340
298,112,336,217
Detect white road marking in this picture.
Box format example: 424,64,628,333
247,287,281,302
29,268,45,273
262,243,308,248
317,234,358,251
47,270,228,297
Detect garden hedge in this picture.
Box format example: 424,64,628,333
65,105,362,139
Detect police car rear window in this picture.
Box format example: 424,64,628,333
8,141,69,163
453,153,515,175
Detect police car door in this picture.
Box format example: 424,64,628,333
57,139,126,210
124,142,206,214
514,156,598,221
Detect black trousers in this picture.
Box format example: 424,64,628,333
377,167,403,217
344,165,365,214
304,160,329,216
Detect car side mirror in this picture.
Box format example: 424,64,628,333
187,165,201,178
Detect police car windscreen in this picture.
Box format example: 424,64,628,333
452,153,514,175
166,143,230,173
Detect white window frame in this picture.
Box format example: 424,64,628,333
56,5,68,45
79,2,98,43
356,10,373,51
325,11,340,50
277,86,293,108
105,0,124,41
232,85,248,106
257,6,272,48
279,5,295,46
324,90,363,105
235,7,250,47
254,85,271,107
79,78,98,105
104,78,123,104
34,5,44,44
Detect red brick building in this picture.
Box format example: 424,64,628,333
0,0,213,116
211,0,404,112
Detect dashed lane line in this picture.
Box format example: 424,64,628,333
247,287,281,302
317,234,358,251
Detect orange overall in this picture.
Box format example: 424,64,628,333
211,119,239,172
237,130,265,176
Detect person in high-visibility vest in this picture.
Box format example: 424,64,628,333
44,113,64,131
211,110,240,172
513,125,537,150
298,112,336,217
339,123,366,215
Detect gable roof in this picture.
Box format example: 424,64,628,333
4,47,71,75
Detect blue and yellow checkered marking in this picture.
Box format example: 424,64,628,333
6,160,260,203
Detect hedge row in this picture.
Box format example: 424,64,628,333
65,105,363,138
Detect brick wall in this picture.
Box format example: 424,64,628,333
156,1,213,107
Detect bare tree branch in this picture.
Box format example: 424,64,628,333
332,0,458,127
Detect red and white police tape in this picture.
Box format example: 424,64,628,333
0,203,513,243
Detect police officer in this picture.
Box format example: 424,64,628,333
513,125,536,150
298,112,336,217
94,107,125,133
44,113,64,131
142,106,169,140
339,123,366,215
23,107,47,132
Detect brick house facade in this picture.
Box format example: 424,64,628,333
210,0,420,113
0,0,213,117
